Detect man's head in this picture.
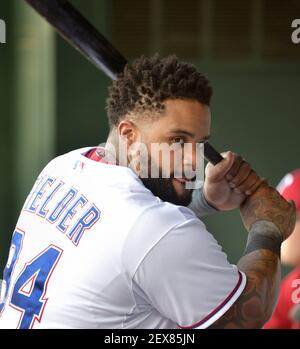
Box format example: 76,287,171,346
105,55,212,206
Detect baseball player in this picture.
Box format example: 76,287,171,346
0,55,296,329
264,170,300,329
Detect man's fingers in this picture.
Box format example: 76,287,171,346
206,151,235,182
225,154,243,181
229,161,252,187
234,170,260,193
224,154,263,196
244,177,266,196
206,151,263,196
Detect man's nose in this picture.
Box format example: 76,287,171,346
182,143,198,172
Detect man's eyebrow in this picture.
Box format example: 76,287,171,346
168,129,210,142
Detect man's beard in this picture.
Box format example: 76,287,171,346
140,176,193,206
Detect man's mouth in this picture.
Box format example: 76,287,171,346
174,178,188,184
173,175,196,184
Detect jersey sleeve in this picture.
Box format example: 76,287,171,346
188,188,218,218
133,218,246,329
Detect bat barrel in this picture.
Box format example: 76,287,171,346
25,0,128,80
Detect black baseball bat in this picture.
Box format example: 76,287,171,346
25,0,224,165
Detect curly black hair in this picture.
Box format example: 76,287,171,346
106,54,212,129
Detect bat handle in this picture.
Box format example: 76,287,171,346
204,142,224,165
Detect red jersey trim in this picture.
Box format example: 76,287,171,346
85,148,115,165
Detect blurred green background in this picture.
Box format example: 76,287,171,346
0,0,300,277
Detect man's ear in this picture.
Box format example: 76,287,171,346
118,119,138,146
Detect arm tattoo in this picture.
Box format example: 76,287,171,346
209,221,283,329
240,185,295,238
209,185,295,328
209,250,281,329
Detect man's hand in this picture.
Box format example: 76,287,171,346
203,151,264,211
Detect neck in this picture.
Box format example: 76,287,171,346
105,128,124,166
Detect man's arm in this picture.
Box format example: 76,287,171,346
210,183,296,329
210,244,280,328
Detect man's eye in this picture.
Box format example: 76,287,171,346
173,137,185,146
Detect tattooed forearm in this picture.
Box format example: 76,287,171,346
209,182,295,329
209,221,283,329
209,250,281,329
240,183,296,238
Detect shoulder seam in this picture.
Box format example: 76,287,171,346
131,214,202,281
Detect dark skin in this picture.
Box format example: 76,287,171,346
210,183,296,328
106,98,296,328
210,249,281,329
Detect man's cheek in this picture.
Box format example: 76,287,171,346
171,179,181,193
156,152,172,178
172,178,186,193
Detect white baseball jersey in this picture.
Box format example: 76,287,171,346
0,147,246,329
